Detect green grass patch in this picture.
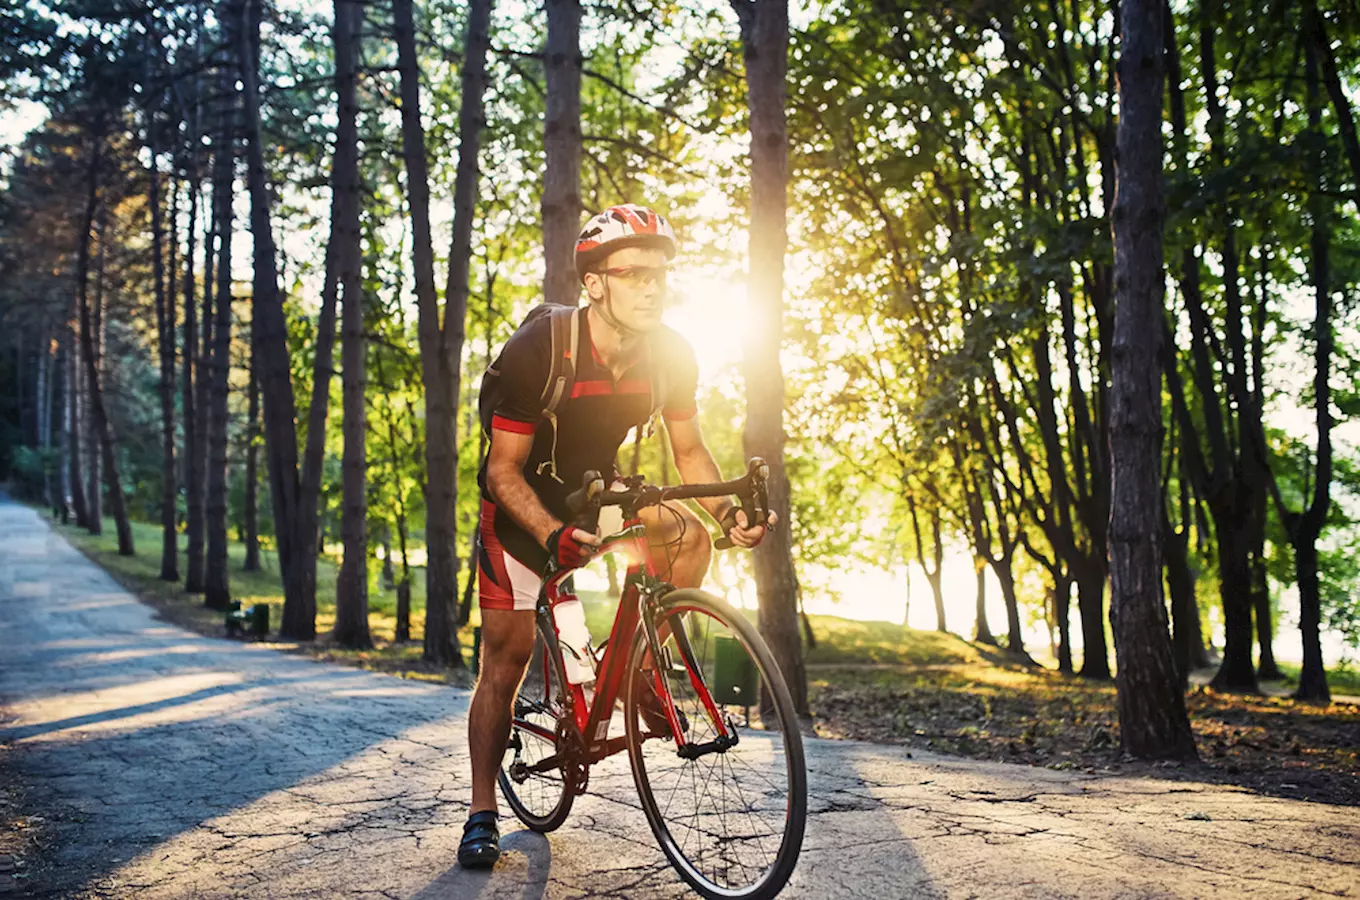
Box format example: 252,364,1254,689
1273,660,1360,696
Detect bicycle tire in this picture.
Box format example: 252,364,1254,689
625,588,807,900
499,614,576,833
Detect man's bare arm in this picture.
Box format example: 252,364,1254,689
665,415,732,524
485,429,566,548
667,415,778,548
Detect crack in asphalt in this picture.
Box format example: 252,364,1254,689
4,502,1358,899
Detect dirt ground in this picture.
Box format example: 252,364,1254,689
810,661,1360,806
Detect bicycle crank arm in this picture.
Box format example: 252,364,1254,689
675,731,739,760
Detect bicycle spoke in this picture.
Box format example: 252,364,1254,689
630,595,803,897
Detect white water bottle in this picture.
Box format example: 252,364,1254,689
554,596,596,685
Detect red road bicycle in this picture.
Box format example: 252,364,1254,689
498,459,807,900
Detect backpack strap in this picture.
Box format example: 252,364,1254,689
643,332,668,437
536,306,580,483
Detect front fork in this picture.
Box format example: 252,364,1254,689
639,591,736,753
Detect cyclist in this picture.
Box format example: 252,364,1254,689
459,204,776,869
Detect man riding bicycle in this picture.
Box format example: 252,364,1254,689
459,204,775,869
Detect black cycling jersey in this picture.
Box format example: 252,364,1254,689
478,306,699,571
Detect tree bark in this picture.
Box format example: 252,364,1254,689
392,0,491,665
1053,569,1073,674
1163,502,1199,686
732,0,807,717
204,57,237,611
1198,0,1260,693
55,324,70,522
243,314,260,571
36,326,52,508
76,130,133,556
334,0,371,649
1293,21,1333,703
542,0,582,306
67,293,88,529
1107,0,1197,759
908,495,946,633
1302,0,1360,208
149,102,179,582
183,86,204,593
86,203,106,534
971,557,997,645
188,169,214,592
238,0,330,638
1074,562,1110,678
1251,488,1281,679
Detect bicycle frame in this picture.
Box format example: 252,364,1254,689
530,511,735,771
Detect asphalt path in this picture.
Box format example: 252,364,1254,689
1,498,1355,899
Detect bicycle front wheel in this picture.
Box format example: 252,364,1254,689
625,588,807,900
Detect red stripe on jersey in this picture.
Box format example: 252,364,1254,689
570,379,651,398
492,415,536,434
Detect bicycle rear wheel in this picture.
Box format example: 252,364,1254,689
625,588,806,900
499,615,576,832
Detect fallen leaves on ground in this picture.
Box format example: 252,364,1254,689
810,661,1360,805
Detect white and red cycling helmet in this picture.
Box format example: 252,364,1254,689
574,204,677,281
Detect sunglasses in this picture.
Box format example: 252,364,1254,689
599,265,669,288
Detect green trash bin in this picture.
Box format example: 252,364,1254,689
712,635,758,707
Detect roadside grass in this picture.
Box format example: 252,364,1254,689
1274,660,1360,696
44,512,478,683
42,508,1360,805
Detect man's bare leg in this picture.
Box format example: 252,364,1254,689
467,607,537,815
640,500,711,589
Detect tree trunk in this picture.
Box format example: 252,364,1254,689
542,0,581,306
909,495,947,633
182,94,203,592
243,323,260,571
393,0,457,664
1107,0,1196,760
36,326,52,508
1302,0,1360,208
67,295,88,529
204,59,237,611
1251,488,1281,679
188,172,214,592
55,326,70,523
1209,517,1257,690
1075,563,1110,678
85,204,106,534
393,0,492,666
381,527,395,589
1054,569,1073,674
973,557,996,645
1293,25,1333,704
732,0,807,717
994,554,1031,662
76,131,133,556
1201,0,1262,694
1163,504,1198,686
238,0,324,637
149,105,179,582
334,0,371,649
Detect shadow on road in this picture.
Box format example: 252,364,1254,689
0,501,472,898
411,829,552,900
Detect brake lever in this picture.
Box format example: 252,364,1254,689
714,458,771,551
565,470,605,535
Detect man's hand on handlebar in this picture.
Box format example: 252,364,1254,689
546,524,602,569
719,507,778,550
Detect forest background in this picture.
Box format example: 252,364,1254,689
1,0,1358,753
